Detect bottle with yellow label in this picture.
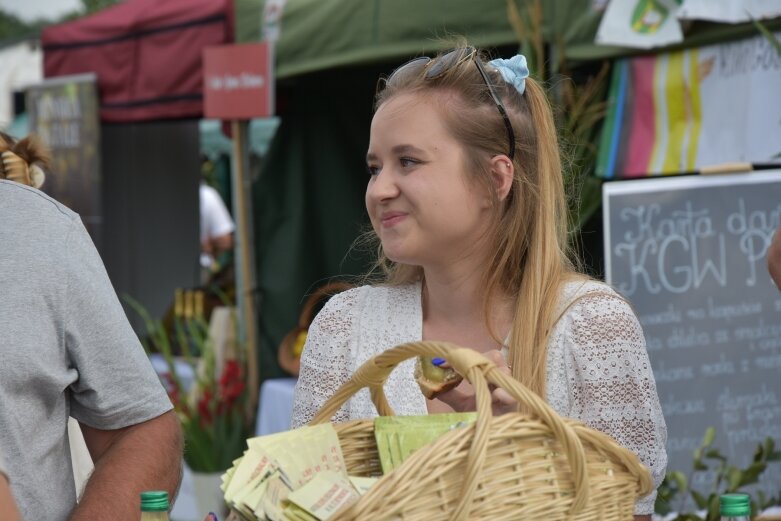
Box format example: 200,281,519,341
140,491,170,521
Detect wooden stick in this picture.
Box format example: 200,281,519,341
231,119,259,421
699,162,753,175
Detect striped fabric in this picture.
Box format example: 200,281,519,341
597,32,781,178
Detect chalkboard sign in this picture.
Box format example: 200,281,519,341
603,170,781,494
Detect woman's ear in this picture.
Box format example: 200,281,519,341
489,155,514,202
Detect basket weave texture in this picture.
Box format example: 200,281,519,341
310,341,654,521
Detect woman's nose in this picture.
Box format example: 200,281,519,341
367,169,399,202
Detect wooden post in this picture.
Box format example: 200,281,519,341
204,41,272,423
230,119,259,418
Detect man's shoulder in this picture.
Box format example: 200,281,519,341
0,180,79,225
0,181,82,260
200,184,224,207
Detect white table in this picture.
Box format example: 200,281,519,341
255,378,298,436
149,354,196,392
170,465,201,521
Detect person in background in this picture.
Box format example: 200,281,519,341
768,226,781,289
0,132,183,520
200,160,235,275
291,44,666,519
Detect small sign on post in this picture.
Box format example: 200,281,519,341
204,42,274,120
203,41,274,419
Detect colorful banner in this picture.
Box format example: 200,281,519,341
597,32,781,178
26,74,103,248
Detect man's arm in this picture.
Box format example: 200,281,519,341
211,231,233,253
70,411,183,520
0,475,22,521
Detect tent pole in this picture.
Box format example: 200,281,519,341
231,119,259,419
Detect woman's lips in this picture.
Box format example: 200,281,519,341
381,211,407,228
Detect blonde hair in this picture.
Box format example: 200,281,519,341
0,132,50,189
369,45,586,399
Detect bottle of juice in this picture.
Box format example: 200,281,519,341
140,490,170,521
719,493,750,521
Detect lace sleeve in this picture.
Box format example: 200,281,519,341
558,289,668,515
290,288,362,429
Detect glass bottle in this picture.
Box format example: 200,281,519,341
140,490,170,521
720,493,751,521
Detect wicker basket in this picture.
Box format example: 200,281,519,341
310,341,654,521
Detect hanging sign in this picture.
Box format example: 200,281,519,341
203,42,274,120
26,73,103,248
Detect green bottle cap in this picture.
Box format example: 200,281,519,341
140,490,169,512
720,493,750,516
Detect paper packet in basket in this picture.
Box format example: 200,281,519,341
284,472,359,520
374,412,476,473
222,423,365,520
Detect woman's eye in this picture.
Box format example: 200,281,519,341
400,157,418,168
366,165,380,176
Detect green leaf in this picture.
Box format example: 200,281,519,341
704,448,726,461
753,441,765,462
765,437,775,455
706,494,720,521
753,18,781,56
82,0,121,14
738,462,766,486
702,426,716,447
671,470,688,492
693,459,708,471
691,490,708,509
656,502,672,515
758,490,769,509
726,467,742,491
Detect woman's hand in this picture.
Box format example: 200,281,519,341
434,350,517,415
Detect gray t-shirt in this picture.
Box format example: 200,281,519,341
0,181,173,520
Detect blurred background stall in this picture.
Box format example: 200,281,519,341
2,0,781,519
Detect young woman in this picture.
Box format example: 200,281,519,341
291,45,667,518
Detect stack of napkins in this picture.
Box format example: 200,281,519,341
221,424,377,520
373,413,477,473
222,414,477,520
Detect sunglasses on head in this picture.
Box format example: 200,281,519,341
387,47,516,160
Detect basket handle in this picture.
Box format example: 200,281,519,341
310,341,590,517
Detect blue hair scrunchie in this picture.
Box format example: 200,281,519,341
488,55,529,96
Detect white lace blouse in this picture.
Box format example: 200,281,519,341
291,279,667,514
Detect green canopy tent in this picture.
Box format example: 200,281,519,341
235,0,779,76
232,0,781,381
